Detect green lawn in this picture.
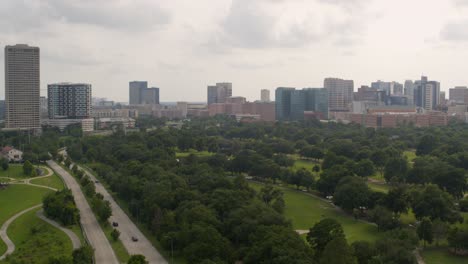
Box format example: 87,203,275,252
249,182,382,242
0,166,26,179
30,174,64,190
0,208,73,263
367,182,390,193
0,185,52,256
292,159,319,172
403,150,417,162
175,150,214,158
422,247,468,264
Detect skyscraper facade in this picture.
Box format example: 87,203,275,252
5,44,40,130
449,87,468,104
141,87,160,105
404,80,415,105
48,83,92,119
275,87,328,121
275,87,295,121
261,89,270,102
325,78,354,112
207,83,233,104
129,81,148,105
414,76,440,110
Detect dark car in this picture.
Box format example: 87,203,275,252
112,222,118,227
132,236,138,242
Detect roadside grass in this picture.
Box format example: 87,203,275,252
30,173,64,190
249,182,382,242
0,166,25,179
102,222,130,263
0,208,73,264
175,150,213,158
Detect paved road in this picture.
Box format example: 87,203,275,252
80,165,167,264
0,204,43,260
48,160,119,264
37,209,81,250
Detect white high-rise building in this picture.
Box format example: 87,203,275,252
261,89,270,102
325,78,354,112
4,44,40,130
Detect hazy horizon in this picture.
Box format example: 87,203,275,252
2,0,468,102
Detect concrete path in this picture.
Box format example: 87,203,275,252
36,209,81,250
48,160,119,264
80,165,167,263
0,204,42,260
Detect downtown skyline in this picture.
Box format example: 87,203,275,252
2,0,468,102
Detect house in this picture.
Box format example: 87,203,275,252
1,146,23,162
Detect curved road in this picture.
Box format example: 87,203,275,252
80,165,167,263
36,209,81,250
48,160,119,264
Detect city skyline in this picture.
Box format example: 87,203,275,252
3,1,468,102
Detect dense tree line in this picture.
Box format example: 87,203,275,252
61,117,468,261
43,189,80,226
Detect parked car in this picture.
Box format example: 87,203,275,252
132,236,138,242
112,222,119,227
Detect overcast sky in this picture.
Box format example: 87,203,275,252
2,0,468,102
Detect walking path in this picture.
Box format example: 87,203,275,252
0,204,42,260
0,165,81,260
36,209,81,250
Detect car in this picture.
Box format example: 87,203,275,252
112,222,119,227
132,236,138,242
94,180,99,183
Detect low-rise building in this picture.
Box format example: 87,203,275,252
1,146,23,162
96,117,136,129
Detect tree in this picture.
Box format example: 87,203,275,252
371,149,388,177
72,246,94,264
448,227,468,255
411,184,462,223
333,176,371,212
317,165,351,196
354,159,375,178
368,206,400,231
417,217,433,247
259,185,285,213
300,146,324,161
48,256,73,264
111,228,120,242
320,236,357,264
307,218,344,256
385,186,410,216
460,199,468,212
43,189,80,226
351,241,376,264
432,219,448,246
416,134,438,156
0,158,8,171
127,255,148,264
384,156,408,183
23,160,34,176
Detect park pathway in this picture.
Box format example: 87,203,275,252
36,209,81,250
0,204,42,260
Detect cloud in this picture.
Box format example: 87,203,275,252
210,0,370,50
0,0,171,34
440,21,468,41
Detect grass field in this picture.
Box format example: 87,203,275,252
30,174,64,190
367,182,390,193
0,166,26,179
0,185,52,256
292,159,319,172
175,150,214,158
422,247,468,264
404,150,417,162
0,208,73,264
249,182,382,242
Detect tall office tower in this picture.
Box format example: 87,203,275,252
440,91,446,106
129,81,148,105
404,80,415,105
449,86,468,104
48,83,92,119
207,83,233,104
0,100,5,121
40,96,48,119
325,78,354,112
5,44,40,130
392,82,404,95
414,76,440,110
275,87,295,121
141,87,160,105
371,80,392,95
261,89,270,102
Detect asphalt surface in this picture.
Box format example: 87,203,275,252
80,165,167,264
48,160,119,264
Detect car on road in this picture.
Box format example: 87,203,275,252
95,180,99,183
132,236,138,242
112,222,119,227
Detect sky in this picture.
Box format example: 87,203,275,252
1,0,468,102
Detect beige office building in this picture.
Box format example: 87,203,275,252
325,77,354,112
5,44,40,130
261,89,270,102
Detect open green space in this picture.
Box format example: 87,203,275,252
404,150,417,162
0,208,73,264
367,182,390,193
175,150,214,158
422,247,468,264
249,182,382,242
102,222,130,263
0,165,25,179
0,185,52,256
30,174,64,190
293,159,319,172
